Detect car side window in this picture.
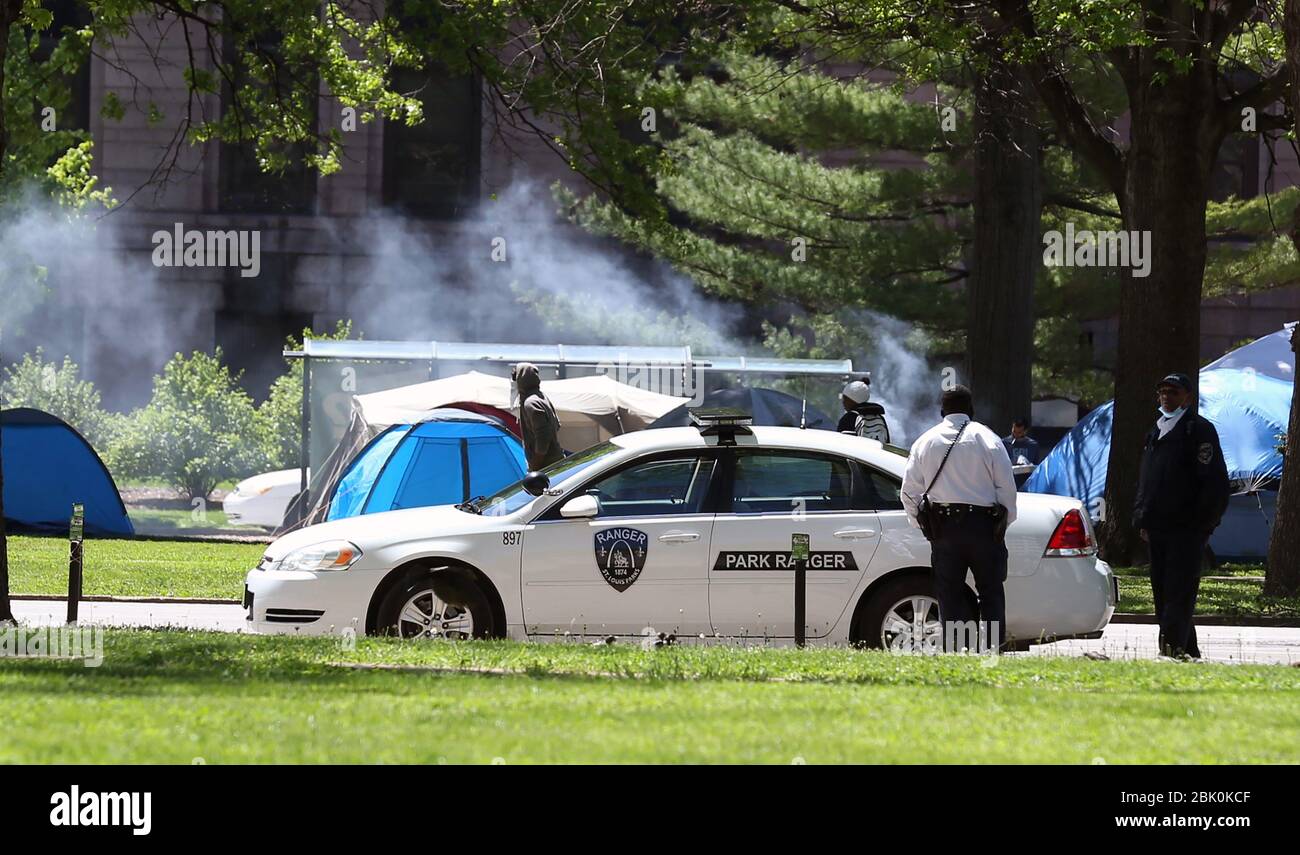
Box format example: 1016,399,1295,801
584,456,714,518
731,451,852,514
859,466,905,511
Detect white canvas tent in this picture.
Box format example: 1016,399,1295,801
354,370,686,451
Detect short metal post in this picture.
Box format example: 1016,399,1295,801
67,503,84,624
794,565,807,648
792,533,809,648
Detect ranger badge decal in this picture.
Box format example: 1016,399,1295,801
594,527,649,592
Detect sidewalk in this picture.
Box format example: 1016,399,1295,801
10,599,1300,664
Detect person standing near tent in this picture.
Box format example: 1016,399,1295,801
1133,373,1230,660
1002,417,1041,466
513,362,564,471
838,376,890,443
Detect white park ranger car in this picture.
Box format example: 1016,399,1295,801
244,414,1116,649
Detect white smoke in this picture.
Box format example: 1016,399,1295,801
0,194,198,410
2,181,940,432
855,310,939,446
335,181,745,350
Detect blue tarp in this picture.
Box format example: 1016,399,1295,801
1025,368,1291,508
1,408,134,537
1023,329,1296,562
326,411,526,520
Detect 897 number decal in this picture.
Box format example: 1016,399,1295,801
502,531,522,546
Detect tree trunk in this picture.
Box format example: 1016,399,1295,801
1098,68,1215,565
1265,0,1300,597
1265,321,1300,595
966,60,1041,435
0,407,9,624
0,0,16,624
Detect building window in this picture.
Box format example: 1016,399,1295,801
218,30,317,214
382,66,480,218
35,0,91,132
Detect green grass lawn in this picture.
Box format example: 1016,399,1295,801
1115,566,1300,618
2,630,1298,763
6,535,261,599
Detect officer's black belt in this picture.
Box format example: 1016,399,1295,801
934,503,998,515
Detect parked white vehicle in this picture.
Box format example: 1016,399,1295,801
244,421,1115,649
224,469,304,529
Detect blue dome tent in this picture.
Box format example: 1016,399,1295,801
1025,325,1296,561
325,409,526,521
1,408,134,537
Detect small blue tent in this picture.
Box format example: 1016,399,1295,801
1,408,134,537
326,409,526,521
1025,326,1296,561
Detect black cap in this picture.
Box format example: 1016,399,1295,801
1157,372,1193,392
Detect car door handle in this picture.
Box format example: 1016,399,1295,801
658,531,700,543
834,528,876,539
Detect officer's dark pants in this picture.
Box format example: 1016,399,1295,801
1146,528,1203,658
929,510,1007,652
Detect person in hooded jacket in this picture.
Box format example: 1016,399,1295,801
838,376,890,443
513,362,565,471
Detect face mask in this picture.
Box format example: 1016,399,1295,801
1158,404,1186,419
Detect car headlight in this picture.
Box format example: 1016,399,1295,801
277,541,363,572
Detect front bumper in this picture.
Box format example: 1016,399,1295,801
244,566,375,636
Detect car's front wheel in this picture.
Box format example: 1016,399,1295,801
375,570,496,639
854,574,943,652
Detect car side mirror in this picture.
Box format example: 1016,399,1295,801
560,493,600,519
522,471,550,496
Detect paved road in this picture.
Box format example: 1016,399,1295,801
9,600,1300,665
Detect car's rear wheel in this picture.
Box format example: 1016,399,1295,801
855,575,942,652
375,571,495,639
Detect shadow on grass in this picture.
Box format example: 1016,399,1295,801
6,628,1300,701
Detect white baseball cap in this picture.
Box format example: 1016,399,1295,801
842,380,871,404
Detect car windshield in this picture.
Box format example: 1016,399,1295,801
473,441,621,517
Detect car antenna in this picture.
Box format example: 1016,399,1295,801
800,375,808,429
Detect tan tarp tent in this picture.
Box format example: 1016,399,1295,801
354,370,686,452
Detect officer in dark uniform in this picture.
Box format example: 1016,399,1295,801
1132,373,1230,659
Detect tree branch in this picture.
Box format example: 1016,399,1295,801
993,0,1126,195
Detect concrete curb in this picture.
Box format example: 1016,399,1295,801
10,598,1300,628
1111,612,1300,628
10,594,241,606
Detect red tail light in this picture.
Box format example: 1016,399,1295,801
1044,509,1094,556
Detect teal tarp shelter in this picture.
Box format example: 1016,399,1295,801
325,409,526,520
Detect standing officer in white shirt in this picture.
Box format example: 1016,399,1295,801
901,386,1018,652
